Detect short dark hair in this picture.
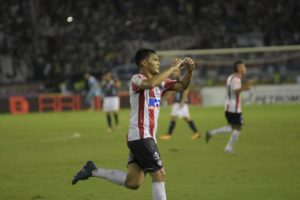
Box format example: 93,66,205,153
134,48,156,67
233,60,244,72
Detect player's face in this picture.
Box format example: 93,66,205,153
145,54,160,75
238,64,247,76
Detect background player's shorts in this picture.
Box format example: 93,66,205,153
127,138,163,173
103,96,120,112
171,103,190,118
225,111,244,126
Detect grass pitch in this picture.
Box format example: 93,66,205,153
0,104,300,200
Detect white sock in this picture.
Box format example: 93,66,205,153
225,129,240,151
152,182,166,200
209,125,232,136
92,168,127,186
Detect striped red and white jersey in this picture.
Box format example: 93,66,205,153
225,74,242,113
127,73,177,142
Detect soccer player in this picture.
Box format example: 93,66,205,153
72,48,196,200
84,72,101,110
101,71,121,132
160,70,201,140
205,61,253,153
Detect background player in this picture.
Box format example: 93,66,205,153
160,70,200,140
205,61,253,153
84,72,101,110
72,48,196,200
101,71,121,132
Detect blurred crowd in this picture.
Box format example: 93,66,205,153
0,0,299,88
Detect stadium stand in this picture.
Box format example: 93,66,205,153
0,0,300,93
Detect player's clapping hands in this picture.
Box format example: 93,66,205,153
182,57,195,72
170,57,195,73
171,58,184,73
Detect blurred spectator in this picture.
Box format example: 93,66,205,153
0,0,299,87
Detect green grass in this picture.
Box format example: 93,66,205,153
0,104,300,200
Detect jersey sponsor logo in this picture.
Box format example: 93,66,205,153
156,159,162,167
153,151,160,160
148,98,160,109
153,151,163,166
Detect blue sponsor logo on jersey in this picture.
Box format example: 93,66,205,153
148,98,160,109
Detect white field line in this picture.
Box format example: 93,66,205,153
41,132,81,142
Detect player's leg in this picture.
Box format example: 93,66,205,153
106,112,112,132
72,147,145,188
147,138,166,200
160,103,180,140
129,138,166,199
124,163,145,189
85,91,94,110
113,111,119,128
205,125,232,142
224,113,243,153
112,97,120,129
183,116,201,140
160,116,177,140
93,163,144,189
103,97,113,132
205,112,233,143
92,165,128,186
168,116,177,135
150,168,166,200
72,161,143,189
207,125,232,136
224,125,241,153
180,104,200,139
71,160,126,186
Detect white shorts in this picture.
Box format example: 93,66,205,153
171,103,190,118
103,96,120,112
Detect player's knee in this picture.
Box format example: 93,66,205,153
125,180,141,190
151,168,166,182
235,125,242,131
124,175,143,190
160,170,166,180
127,184,140,190
232,125,241,131
183,117,190,122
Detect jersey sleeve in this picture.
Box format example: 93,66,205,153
131,74,146,92
161,79,177,97
162,79,177,90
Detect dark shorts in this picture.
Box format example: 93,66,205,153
127,138,163,173
225,111,244,126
